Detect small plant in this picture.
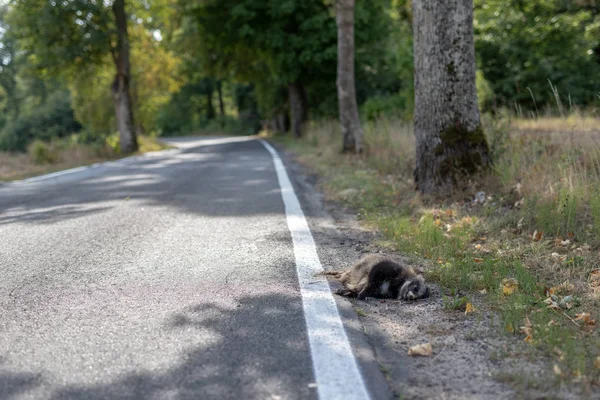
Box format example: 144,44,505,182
443,294,469,311
28,140,57,164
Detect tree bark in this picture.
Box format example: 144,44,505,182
111,0,138,153
288,82,308,138
336,0,363,153
412,0,490,196
206,86,215,120
217,80,225,117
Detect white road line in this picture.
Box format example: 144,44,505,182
260,140,370,400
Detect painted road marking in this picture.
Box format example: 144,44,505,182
260,140,370,400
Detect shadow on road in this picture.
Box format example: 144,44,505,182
0,140,281,226
38,291,369,400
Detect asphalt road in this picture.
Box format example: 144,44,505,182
0,137,389,400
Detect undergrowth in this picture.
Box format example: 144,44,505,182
0,133,171,181
274,114,600,389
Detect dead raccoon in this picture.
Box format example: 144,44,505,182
325,254,429,301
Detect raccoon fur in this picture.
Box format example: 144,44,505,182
324,254,429,301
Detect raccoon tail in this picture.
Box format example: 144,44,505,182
318,270,343,278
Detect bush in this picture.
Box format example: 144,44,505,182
360,93,413,121
28,140,58,164
0,90,82,152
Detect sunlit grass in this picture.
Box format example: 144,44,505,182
0,134,172,181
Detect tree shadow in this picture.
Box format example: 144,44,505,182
49,292,327,400
0,140,283,225
0,370,41,399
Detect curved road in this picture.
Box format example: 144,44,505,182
0,137,392,400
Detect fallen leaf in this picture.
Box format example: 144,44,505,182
574,313,596,326
408,343,433,357
520,316,533,343
502,278,519,296
561,239,571,246
434,219,443,227
551,253,567,263
532,230,543,241
568,232,575,239
553,364,563,376
506,323,515,333
590,270,600,286
544,296,561,310
445,209,453,217
595,356,600,369
548,281,574,295
553,347,565,361
548,319,557,327
479,288,488,295
473,258,484,263
465,302,476,315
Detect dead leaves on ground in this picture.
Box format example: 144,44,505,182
574,312,596,326
408,342,433,357
464,302,476,315
590,269,600,295
502,278,519,296
544,294,575,310
520,316,533,343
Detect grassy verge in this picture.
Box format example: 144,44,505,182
0,134,171,181
273,115,600,388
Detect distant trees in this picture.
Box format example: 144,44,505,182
11,0,138,153
336,0,363,153
412,0,491,196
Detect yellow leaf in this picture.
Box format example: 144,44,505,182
502,278,519,296
434,219,443,227
594,356,600,369
465,302,476,315
520,316,533,343
574,312,596,326
553,364,563,376
549,281,574,295
473,258,484,263
408,343,433,357
506,323,515,333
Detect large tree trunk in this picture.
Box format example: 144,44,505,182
288,82,308,138
336,0,363,153
412,0,490,196
111,0,138,154
217,80,225,117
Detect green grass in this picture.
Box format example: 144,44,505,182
272,114,600,388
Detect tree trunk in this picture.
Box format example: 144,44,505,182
336,0,363,153
217,80,225,117
111,0,138,154
288,82,308,138
412,0,490,196
206,83,215,120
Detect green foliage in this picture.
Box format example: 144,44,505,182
0,91,82,152
28,140,58,164
475,0,600,109
186,0,392,119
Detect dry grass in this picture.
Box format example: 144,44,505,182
0,135,171,181
274,113,600,389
